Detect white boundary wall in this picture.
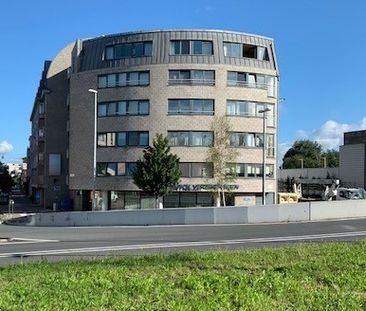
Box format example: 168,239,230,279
10,200,366,227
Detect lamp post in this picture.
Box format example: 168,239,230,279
88,89,98,210
258,107,271,205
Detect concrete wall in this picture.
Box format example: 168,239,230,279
13,199,366,227
278,168,339,180
310,200,366,220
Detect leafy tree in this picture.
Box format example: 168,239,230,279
323,149,339,168
282,140,339,169
133,134,181,208
0,162,14,193
207,115,238,206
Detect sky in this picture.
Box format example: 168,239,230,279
0,0,366,164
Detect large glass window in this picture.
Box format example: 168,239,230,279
226,101,275,125
104,41,152,60
126,163,137,176
223,42,241,57
168,131,213,147
97,162,127,176
179,163,190,177
168,99,214,115
163,193,214,208
170,40,213,55
168,70,215,85
98,100,149,117
179,162,213,178
226,163,274,178
98,132,149,147
227,71,273,91
98,71,150,88
229,132,274,149
224,42,269,61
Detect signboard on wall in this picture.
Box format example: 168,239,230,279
174,184,239,192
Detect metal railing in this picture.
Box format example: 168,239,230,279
227,80,268,89
168,78,215,86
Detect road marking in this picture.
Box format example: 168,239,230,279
0,231,366,258
0,238,59,246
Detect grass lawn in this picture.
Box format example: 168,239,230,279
0,241,366,310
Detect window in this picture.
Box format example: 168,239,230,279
226,163,274,178
227,71,267,89
179,163,190,177
163,193,214,208
168,99,214,115
39,102,45,114
168,131,213,147
229,132,274,149
168,70,215,85
104,41,152,60
126,163,137,175
226,101,274,122
179,162,213,178
191,163,213,177
96,162,138,177
98,71,149,88
227,72,276,96
97,132,149,147
98,100,149,117
170,40,213,55
267,134,275,157
243,44,257,58
49,154,61,176
223,42,241,57
243,44,269,61
224,42,269,61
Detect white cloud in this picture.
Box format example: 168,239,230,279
0,141,14,154
284,117,366,154
278,142,292,165
303,118,366,150
279,117,366,166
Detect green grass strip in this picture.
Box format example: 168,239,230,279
0,241,366,310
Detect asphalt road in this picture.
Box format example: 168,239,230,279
0,217,366,265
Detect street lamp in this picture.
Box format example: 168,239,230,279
88,89,98,210
258,107,271,205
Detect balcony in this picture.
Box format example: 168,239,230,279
227,80,276,97
168,78,215,86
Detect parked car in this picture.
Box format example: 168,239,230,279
0,193,9,205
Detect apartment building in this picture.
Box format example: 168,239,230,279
29,29,280,210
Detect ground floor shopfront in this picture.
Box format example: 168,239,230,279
72,190,275,211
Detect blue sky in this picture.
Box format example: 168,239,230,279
1,0,366,164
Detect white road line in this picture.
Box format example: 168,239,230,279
0,231,366,258
0,238,59,246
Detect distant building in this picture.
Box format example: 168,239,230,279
6,163,22,178
28,29,280,210
340,130,366,189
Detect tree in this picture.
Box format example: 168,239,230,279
207,115,238,207
0,162,14,193
323,149,339,168
282,140,339,169
133,134,181,208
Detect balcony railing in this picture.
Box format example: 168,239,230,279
227,80,267,89
168,78,215,86
227,80,276,97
